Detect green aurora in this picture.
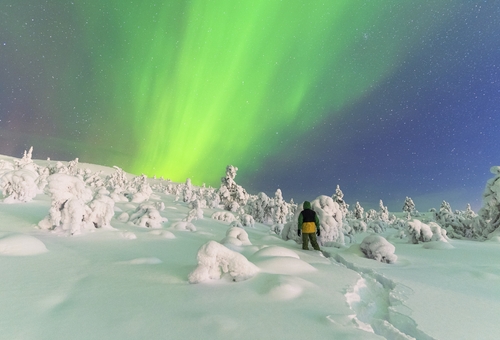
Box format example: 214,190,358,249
4,1,456,187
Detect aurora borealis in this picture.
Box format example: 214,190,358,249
1,1,499,211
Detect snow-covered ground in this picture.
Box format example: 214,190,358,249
1,154,499,340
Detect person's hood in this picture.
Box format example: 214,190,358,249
303,201,311,209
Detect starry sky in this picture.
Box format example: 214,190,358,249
1,1,499,212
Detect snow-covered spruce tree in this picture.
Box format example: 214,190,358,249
479,166,500,235
272,189,289,225
218,165,249,212
379,200,390,222
311,195,345,245
402,196,416,219
246,192,270,224
14,146,38,172
180,178,195,203
332,185,349,215
354,201,364,220
365,209,378,222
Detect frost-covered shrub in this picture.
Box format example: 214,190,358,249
360,234,397,264
367,220,387,233
211,211,236,223
128,202,167,229
311,196,345,244
0,159,15,174
128,174,153,203
407,220,448,244
0,169,39,203
188,240,259,283
391,218,408,230
280,220,297,242
270,224,284,235
434,201,480,239
239,214,255,228
346,219,367,233
105,166,130,202
184,200,204,222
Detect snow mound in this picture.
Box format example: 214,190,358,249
251,246,300,259
120,231,137,240
360,234,397,264
263,275,312,300
422,241,455,250
149,230,176,239
188,241,259,283
220,226,252,246
211,211,236,223
0,234,48,256
254,257,316,275
119,257,162,265
171,221,196,232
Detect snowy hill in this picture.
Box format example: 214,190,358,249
1,152,500,339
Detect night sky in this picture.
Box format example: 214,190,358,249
1,1,499,211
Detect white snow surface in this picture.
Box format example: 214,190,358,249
0,155,499,339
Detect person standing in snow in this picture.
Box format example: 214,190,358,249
297,201,321,251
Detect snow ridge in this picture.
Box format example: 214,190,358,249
332,253,435,340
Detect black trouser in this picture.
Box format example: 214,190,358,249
302,232,320,250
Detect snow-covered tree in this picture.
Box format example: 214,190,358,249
332,185,349,215
407,220,448,244
0,169,39,203
14,146,38,172
365,209,378,222
128,174,153,203
38,174,94,235
354,202,364,220
479,166,500,234
87,188,115,229
272,189,289,225
378,200,390,222
402,197,416,219
311,195,345,245
218,165,249,211
106,166,130,202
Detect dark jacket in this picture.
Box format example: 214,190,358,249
298,201,320,233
